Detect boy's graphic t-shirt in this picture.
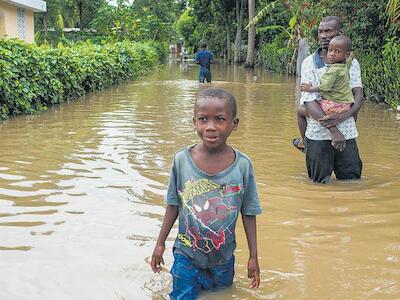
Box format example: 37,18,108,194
166,146,262,268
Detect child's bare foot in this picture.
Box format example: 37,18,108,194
292,138,305,153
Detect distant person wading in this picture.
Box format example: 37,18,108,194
195,42,214,83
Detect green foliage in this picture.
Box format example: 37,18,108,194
259,33,294,74
0,39,164,119
254,0,293,42
386,0,400,24
176,10,198,49
246,0,279,30
187,0,236,57
336,1,389,52
36,31,111,47
359,38,400,108
285,0,399,52
35,0,107,30
145,41,169,63
35,0,184,44
91,0,182,43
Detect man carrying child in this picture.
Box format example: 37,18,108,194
293,16,364,183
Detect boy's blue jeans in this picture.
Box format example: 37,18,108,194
170,252,234,300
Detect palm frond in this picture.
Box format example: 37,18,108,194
386,0,400,24
245,0,278,30
256,24,291,38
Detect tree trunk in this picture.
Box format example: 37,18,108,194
234,0,245,63
245,0,255,68
43,12,47,37
79,1,84,28
222,11,232,63
225,19,232,63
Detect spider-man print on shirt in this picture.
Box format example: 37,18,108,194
177,178,242,253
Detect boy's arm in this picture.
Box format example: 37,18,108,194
242,215,260,288
151,205,179,273
301,83,320,93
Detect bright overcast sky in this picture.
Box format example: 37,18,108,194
107,0,133,6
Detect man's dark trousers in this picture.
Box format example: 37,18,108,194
304,137,362,183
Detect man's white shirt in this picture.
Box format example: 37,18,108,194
300,51,363,140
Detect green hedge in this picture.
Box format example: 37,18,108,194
0,39,166,119
358,38,400,108
35,32,169,64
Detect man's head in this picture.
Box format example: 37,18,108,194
199,41,207,49
327,35,352,64
318,16,344,50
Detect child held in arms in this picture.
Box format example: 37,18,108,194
295,35,355,150
151,88,262,299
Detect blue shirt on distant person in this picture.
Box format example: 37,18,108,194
195,50,213,70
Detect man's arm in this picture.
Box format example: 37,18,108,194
318,86,364,127
301,83,320,93
304,100,346,150
242,215,260,289
209,52,214,64
350,86,364,117
151,205,179,273
299,56,319,105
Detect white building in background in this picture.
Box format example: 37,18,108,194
0,0,46,43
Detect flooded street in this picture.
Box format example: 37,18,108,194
1,60,400,299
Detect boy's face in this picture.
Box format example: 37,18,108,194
193,97,238,150
327,39,350,64
318,20,341,50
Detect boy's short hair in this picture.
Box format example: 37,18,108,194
199,41,207,49
321,16,343,30
196,88,237,118
331,35,352,52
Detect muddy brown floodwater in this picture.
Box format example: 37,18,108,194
1,59,400,300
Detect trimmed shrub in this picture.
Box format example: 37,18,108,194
0,39,163,119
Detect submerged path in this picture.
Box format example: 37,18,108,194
0,60,400,299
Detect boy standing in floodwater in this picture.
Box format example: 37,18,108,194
151,88,262,299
